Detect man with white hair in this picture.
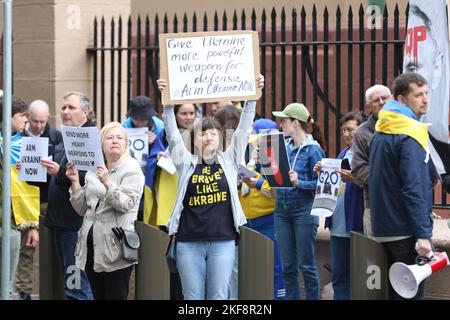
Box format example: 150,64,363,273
41,92,94,300
351,84,392,237
15,100,63,300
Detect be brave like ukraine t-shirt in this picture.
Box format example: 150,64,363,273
177,162,237,242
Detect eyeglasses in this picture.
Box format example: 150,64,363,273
368,95,391,105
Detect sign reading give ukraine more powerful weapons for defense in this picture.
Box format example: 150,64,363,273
61,125,104,171
159,30,261,104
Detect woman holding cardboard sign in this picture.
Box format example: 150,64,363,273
314,111,366,300
157,75,264,300
272,103,326,300
66,122,144,300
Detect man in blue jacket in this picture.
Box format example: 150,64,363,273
369,72,435,299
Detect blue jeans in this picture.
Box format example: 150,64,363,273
330,236,350,300
176,240,235,300
54,229,93,300
275,209,320,300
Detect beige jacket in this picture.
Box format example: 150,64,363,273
70,156,144,272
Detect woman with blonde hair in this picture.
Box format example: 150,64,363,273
67,122,144,300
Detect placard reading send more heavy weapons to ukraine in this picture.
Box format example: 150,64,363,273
159,30,261,104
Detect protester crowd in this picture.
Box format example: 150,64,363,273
0,70,442,301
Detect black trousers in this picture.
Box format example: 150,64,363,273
383,237,426,300
85,230,133,300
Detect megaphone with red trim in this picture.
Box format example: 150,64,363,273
389,251,449,299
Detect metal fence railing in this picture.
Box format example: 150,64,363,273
87,3,449,208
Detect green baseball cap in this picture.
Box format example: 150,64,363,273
272,103,310,123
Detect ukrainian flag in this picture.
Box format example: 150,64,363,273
376,100,429,152
1,133,40,228
143,134,177,227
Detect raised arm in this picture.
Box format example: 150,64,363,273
157,79,192,168
224,75,264,164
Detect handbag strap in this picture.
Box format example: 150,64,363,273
114,210,119,228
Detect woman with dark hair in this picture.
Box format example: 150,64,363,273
157,75,264,300
213,105,242,148
315,111,366,300
272,102,326,300
174,104,196,130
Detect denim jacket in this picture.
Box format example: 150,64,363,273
276,135,324,214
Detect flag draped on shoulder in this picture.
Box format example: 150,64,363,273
143,133,177,227
376,100,429,154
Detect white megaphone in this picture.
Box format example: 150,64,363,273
389,251,449,299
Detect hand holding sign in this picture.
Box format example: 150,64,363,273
65,161,79,184
255,74,265,90
41,159,60,176
242,177,258,188
146,131,157,144
157,78,167,91
289,170,298,187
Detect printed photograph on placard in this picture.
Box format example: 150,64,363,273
258,132,291,188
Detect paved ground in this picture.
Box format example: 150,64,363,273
11,217,450,300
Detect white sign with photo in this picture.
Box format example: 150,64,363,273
311,158,342,218
125,128,149,168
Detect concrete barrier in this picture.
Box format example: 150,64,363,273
134,221,170,300
350,232,389,299
38,215,64,300
238,226,274,299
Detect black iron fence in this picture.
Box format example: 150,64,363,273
87,4,449,208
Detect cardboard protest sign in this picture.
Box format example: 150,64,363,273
311,158,342,217
125,128,148,168
258,132,291,188
61,125,104,171
159,30,261,104
18,137,49,182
